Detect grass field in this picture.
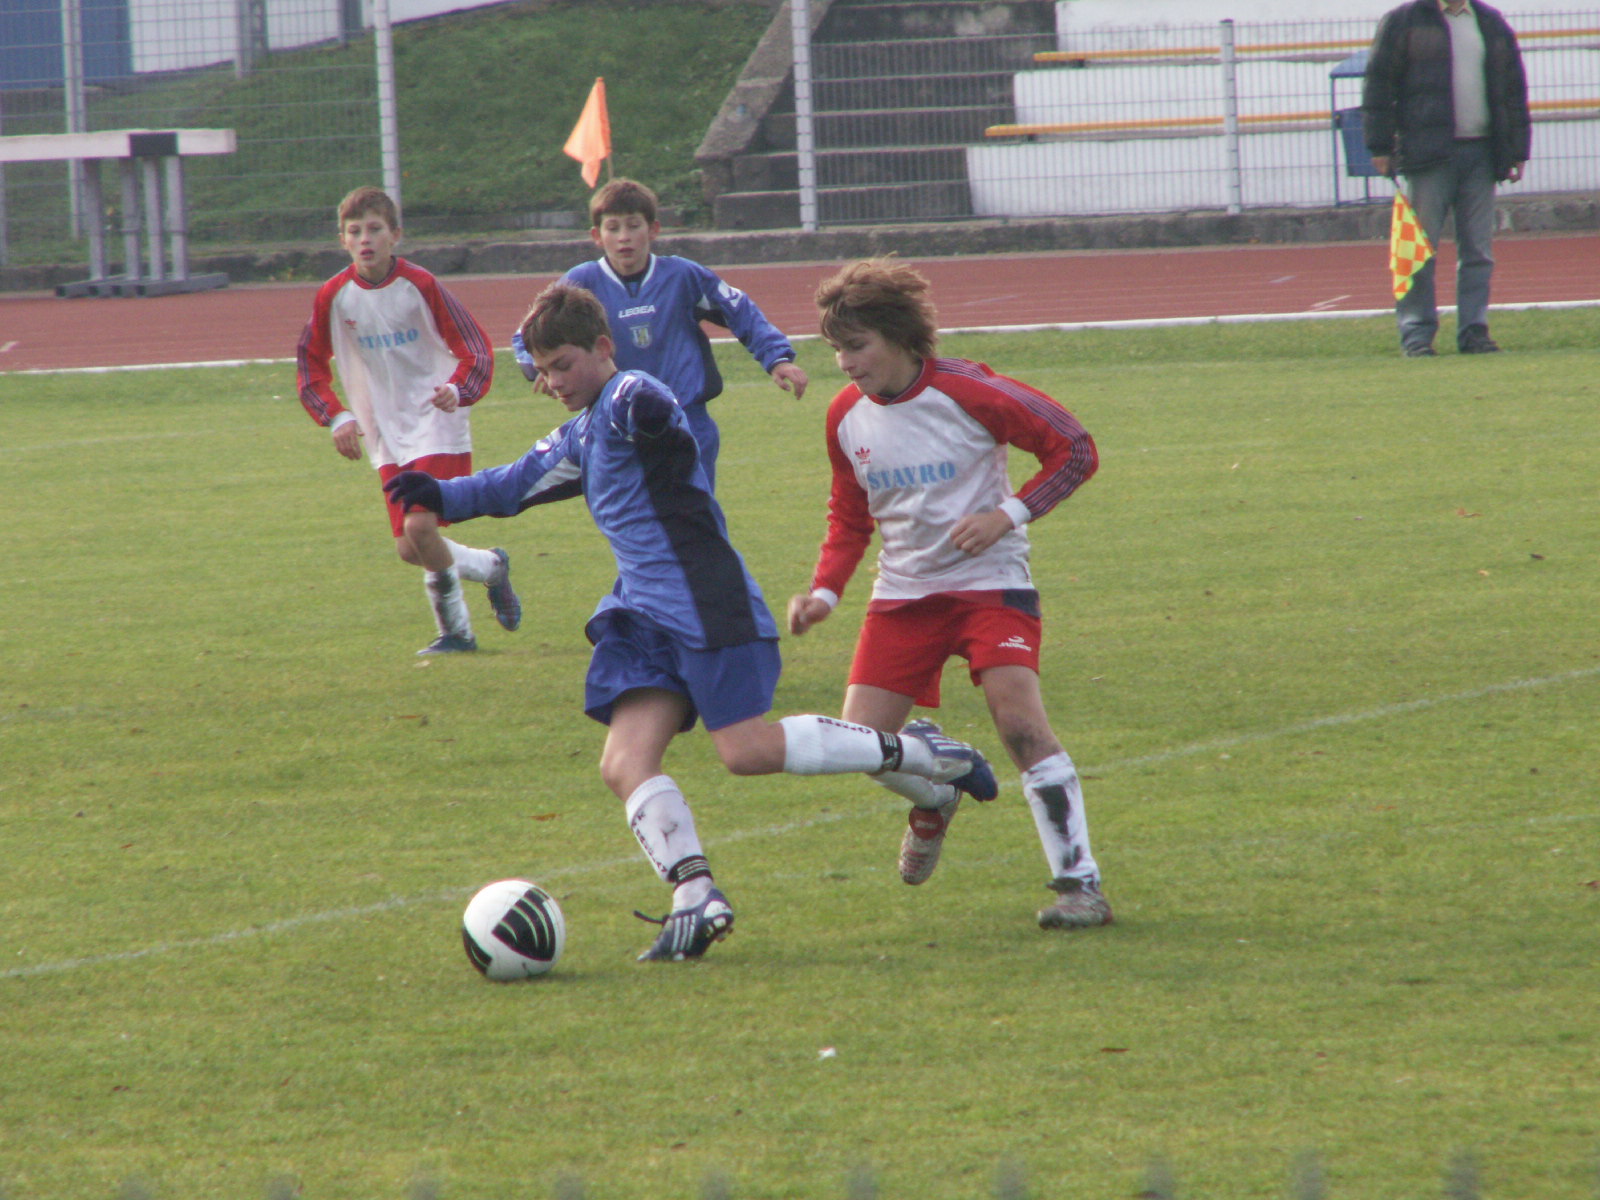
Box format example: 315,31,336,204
3,312,1598,1198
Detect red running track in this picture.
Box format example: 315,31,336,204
1,233,1595,373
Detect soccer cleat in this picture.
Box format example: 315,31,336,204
417,633,477,656
898,796,961,885
900,718,999,802
1036,876,1114,930
486,548,522,632
635,888,734,962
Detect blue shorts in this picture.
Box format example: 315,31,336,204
584,610,780,733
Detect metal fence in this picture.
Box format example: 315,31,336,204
795,10,1600,227
0,0,384,266
2,3,1597,265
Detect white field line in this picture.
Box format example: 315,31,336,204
4,664,1595,982
1096,664,1600,773
8,298,1597,376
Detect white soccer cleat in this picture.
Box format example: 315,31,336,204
898,796,961,885
1036,876,1114,929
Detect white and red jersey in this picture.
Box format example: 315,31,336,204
811,356,1097,605
296,257,493,468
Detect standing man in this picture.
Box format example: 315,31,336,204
1362,0,1530,357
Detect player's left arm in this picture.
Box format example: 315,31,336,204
948,376,1098,553
611,375,688,445
692,263,806,398
422,277,495,405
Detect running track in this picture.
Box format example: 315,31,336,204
2,233,1595,373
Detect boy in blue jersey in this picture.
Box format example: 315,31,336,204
511,178,808,488
386,282,995,963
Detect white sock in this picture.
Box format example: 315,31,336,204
423,566,472,638
779,715,895,774
1022,751,1099,885
445,539,498,584
625,775,704,885
872,770,958,811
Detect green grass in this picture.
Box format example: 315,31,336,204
3,312,1599,1199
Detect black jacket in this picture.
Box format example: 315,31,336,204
1361,0,1531,181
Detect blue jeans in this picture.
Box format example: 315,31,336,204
1399,140,1497,351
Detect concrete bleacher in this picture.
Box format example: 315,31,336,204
696,1,1600,230
697,0,1056,230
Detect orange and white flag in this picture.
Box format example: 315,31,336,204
563,77,612,188
1389,190,1434,300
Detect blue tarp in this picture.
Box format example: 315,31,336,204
1,0,132,90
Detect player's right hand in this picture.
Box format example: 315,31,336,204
332,421,363,460
787,593,832,636
383,470,443,515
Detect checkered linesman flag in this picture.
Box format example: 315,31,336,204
1389,190,1434,300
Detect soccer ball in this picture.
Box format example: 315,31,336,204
461,879,565,980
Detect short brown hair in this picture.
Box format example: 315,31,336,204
337,185,399,231
519,282,611,355
815,257,938,360
589,178,657,228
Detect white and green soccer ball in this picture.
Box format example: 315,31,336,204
462,879,565,980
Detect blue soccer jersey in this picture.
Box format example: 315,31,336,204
512,254,796,412
435,369,779,651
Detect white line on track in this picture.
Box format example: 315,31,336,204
5,664,1595,982
8,298,1597,375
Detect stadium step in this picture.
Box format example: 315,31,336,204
701,0,1056,230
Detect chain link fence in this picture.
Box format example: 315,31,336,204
0,0,381,266
791,7,1600,227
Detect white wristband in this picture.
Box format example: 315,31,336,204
999,496,1032,528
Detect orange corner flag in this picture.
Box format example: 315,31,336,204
563,77,612,188
1389,190,1434,300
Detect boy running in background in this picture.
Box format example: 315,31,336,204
386,282,996,962
788,258,1113,931
297,185,520,655
511,178,808,487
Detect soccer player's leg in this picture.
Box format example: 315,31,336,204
382,463,476,654
978,661,1111,931
407,452,521,635
586,613,734,962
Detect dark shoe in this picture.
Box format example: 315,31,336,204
1403,344,1437,358
417,633,477,656
485,548,522,631
635,888,734,962
900,718,999,802
1459,328,1501,354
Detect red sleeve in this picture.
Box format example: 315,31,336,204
406,262,494,405
296,274,347,427
938,360,1097,520
810,388,876,598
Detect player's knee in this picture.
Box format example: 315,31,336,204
716,743,765,777
597,754,630,798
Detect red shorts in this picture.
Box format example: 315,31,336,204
847,593,1043,709
378,452,472,538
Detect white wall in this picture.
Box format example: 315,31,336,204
1060,0,1575,30
963,4,1600,216
127,0,506,75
